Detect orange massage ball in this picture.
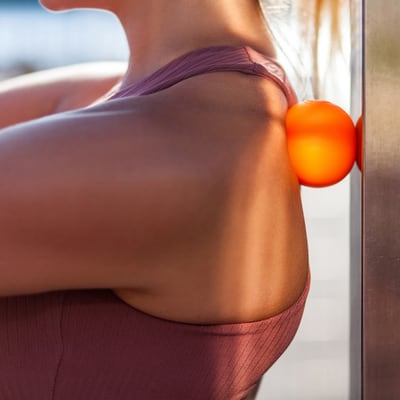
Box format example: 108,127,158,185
286,100,357,187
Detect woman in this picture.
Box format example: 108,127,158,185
0,0,315,398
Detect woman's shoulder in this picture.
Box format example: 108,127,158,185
103,73,309,326
83,67,291,145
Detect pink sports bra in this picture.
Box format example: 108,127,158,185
0,45,308,400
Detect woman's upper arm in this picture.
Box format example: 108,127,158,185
0,101,230,297
0,62,126,129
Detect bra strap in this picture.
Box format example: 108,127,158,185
109,45,297,107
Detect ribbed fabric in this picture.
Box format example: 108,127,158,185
0,279,309,400
0,46,308,400
109,45,298,106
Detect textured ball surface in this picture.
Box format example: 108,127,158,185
286,100,357,187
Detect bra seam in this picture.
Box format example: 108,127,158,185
50,292,66,400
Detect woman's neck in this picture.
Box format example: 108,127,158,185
111,0,275,89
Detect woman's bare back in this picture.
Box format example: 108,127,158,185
110,71,309,325
0,56,307,324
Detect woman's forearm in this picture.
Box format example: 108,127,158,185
0,61,126,129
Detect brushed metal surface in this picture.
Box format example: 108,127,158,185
364,0,400,398
350,0,362,398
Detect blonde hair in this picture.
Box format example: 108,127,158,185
305,0,342,96
260,0,345,99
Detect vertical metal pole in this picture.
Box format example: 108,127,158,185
363,0,400,398
350,0,362,397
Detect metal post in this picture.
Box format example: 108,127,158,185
350,0,362,397
362,0,400,398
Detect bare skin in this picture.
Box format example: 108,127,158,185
0,0,308,324
0,62,126,129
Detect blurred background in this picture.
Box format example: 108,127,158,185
0,0,128,78
0,1,358,399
